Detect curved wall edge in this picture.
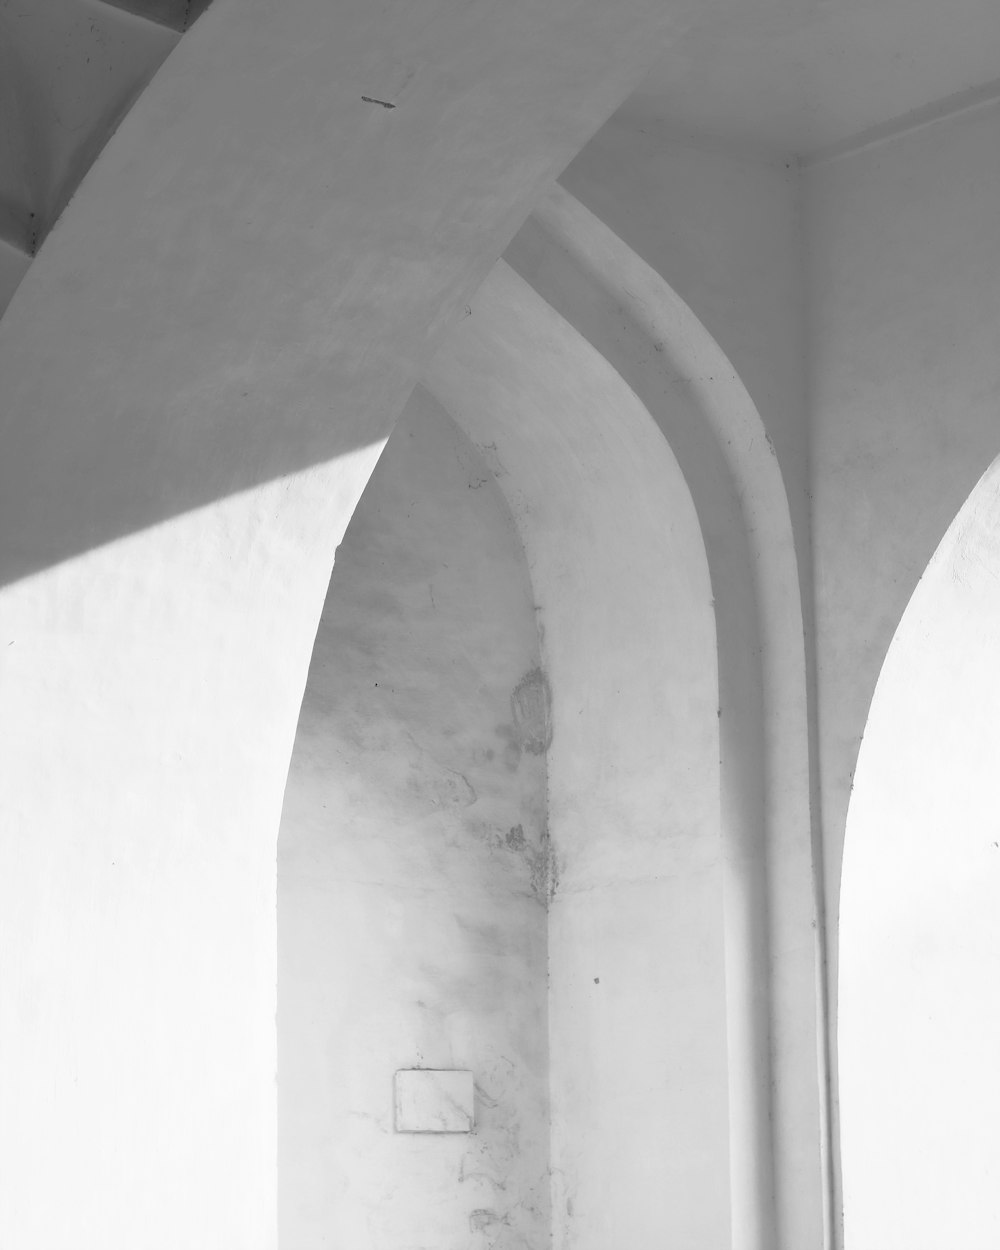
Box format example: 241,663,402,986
506,187,826,1250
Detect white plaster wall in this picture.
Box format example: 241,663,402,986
0,0,685,1243
839,456,1000,1250
805,102,1000,1226
560,117,811,567
808,97,1000,934
554,167,826,1224
278,395,549,1249
426,264,730,1250
506,188,821,1250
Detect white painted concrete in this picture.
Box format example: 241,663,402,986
278,396,549,1249
0,469,367,1249
554,159,827,1228
839,455,1000,1250
806,101,1000,1228
0,0,682,1243
426,264,730,1250
506,187,821,1250
808,98,1000,903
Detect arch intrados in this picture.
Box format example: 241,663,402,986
504,188,823,1250
422,256,728,1250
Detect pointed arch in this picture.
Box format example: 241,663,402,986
504,186,825,1250
840,453,1000,1250
425,262,726,1249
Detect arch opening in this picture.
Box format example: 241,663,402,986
277,257,727,1248
839,453,1000,1250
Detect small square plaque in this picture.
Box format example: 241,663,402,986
394,1069,474,1133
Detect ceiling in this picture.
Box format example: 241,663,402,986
619,0,1000,157
1,0,999,266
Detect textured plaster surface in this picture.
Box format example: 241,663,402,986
0,0,684,1243
807,100,1000,976
506,189,821,1250
839,457,1000,1250
806,99,1000,1233
278,397,549,1250
426,264,730,1250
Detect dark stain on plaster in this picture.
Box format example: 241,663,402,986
473,1083,499,1111
547,839,561,902
522,823,558,906
475,441,508,479
413,764,476,809
459,1152,508,1190
402,730,477,807
503,822,557,906
469,1208,504,1231
511,668,552,755
361,95,396,109
506,824,526,851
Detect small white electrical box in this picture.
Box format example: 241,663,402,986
394,1069,475,1133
